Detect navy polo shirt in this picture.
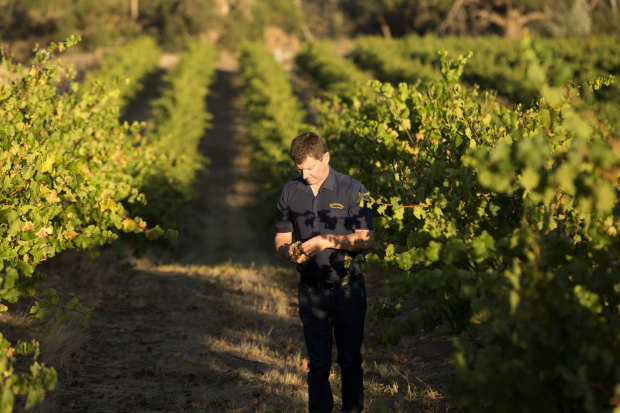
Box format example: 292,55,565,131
276,167,373,282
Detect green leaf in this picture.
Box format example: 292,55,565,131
555,163,576,194
1,385,15,413
527,62,546,86
542,86,563,107
424,241,442,263
520,167,540,192
594,183,615,214
573,285,602,314
471,231,495,263
145,225,164,240
509,290,520,315
413,206,425,220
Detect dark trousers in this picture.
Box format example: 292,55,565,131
298,277,367,413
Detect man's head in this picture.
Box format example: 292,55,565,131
290,132,330,186
290,131,328,164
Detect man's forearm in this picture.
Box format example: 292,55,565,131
276,242,291,260
321,231,373,252
275,232,293,261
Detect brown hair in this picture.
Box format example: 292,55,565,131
290,132,328,164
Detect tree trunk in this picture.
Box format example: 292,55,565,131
376,13,392,39
129,0,139,21
569,0,592,35
483,5,547,39
504,7,525,39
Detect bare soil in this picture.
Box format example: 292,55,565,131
3,50,455,413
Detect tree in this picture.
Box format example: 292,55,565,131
476,0,549,39
339,0,616,38
338,0,454,38
439,0,608,38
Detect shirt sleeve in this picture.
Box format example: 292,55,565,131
275,184,294,233
348,182,373,231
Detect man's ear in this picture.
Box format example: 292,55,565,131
323,152,330,163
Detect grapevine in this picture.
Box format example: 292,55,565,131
0,36,168,412
238,42,310,226
310,38,619,412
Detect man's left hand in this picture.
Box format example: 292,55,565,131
300,235,328,258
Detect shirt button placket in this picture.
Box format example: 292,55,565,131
312,196,319,235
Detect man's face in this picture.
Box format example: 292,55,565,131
296,152,330,186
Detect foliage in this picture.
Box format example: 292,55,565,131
1,35,144,306
0,0,140,48
137,0,223,50
251,0,305,36
134,40,217,231
217,0,305,47
81,36,162,110
0,36,175,411
349,35,443,88
0,333,57,412
348,34,620,135
51,0,142,48
238,41,310,227
314,38,619,412
294,40,372,100
337,0,620,37
0,0,221,51
2,0,620,55
338,0,453,36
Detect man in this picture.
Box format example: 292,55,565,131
275,131,374,413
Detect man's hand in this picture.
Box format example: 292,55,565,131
300,236,329,258
276,232,309,264
289,241,308,263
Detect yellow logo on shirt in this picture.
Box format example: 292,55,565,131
329,203,344,209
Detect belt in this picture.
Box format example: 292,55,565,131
300,273,364,290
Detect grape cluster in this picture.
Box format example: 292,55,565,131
291,241,303,260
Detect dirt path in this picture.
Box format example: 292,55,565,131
13,51,455,413
168,56,276,268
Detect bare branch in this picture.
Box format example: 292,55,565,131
586,0,602,12
477,9,507,27
437,0,469,35
520,11,548,25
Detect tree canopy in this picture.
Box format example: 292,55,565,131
0,0,617,54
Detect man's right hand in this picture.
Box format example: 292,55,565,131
276,232,311,263
288,241,309,263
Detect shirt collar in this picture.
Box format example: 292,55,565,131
322,167,335,191
295,166,335,194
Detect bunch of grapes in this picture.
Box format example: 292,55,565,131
292,241,303,260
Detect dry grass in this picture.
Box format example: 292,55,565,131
0,249,457,412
